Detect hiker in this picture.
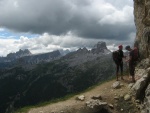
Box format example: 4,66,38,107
112,45,126,81
125,45,139,83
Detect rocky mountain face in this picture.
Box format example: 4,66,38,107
91,41,111,54
0,42,114,113
0,49,31,62
62,41,111,67
7,49,32,59
19,50,61,64
133,0,150,112
0,49,61,69
134,0,150,58
0,42,110,69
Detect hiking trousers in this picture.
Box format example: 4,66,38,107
115,61,123,74
129,62,136,76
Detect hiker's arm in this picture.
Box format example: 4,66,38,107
126,55,132,62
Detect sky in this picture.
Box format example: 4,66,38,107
0,0,136,56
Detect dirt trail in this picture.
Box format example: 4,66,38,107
27,76,137,113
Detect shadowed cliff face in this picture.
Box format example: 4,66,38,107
134,0,150,58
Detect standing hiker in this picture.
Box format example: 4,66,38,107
112,45,126,81
125,45,139,83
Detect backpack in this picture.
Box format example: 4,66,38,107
112,50,119,62
132,47,139,62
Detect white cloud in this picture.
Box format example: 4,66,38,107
0,32,135,56
99,5,134,25
0,28,4,32
0,38,19,56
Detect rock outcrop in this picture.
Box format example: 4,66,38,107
7,49,32,59
131,66,150,99
91,41,111,54
134,1,150,112
134,0,150,58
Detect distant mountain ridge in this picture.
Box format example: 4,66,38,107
7,49,32,59
62,41,111,67
0,41,111,69
0,49,61,69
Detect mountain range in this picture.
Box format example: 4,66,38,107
0,41,114,113
0,41,111,69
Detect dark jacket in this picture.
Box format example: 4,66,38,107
118,50,124,62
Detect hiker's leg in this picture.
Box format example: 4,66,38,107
120,62,124,80
116,63,119,81
129,63,135,82
132,64,136,82
129,63,132,81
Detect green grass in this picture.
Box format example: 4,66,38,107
14,93,76,113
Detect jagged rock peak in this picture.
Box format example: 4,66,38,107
59,49,70,56
91,41,110,54
7,49,32,58
17,49,32,55
93,41,107,49
94,41,107,49
77,47,89,53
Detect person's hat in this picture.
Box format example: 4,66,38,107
118,45,123,48
125,45,130,50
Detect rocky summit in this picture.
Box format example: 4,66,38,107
7,49,32,59
91,41,111,54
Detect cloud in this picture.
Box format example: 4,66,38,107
0,28,5,32
0,38,19,56
0,0,135,41
0,32,135,56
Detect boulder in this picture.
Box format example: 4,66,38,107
108,104,114,109
131,68,150,99
91,95,102,100
86,99,107,109
128,83,135,89
76,95,85,101
112,81,120,89
124,94,131,101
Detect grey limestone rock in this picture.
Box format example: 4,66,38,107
112,81,120,89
